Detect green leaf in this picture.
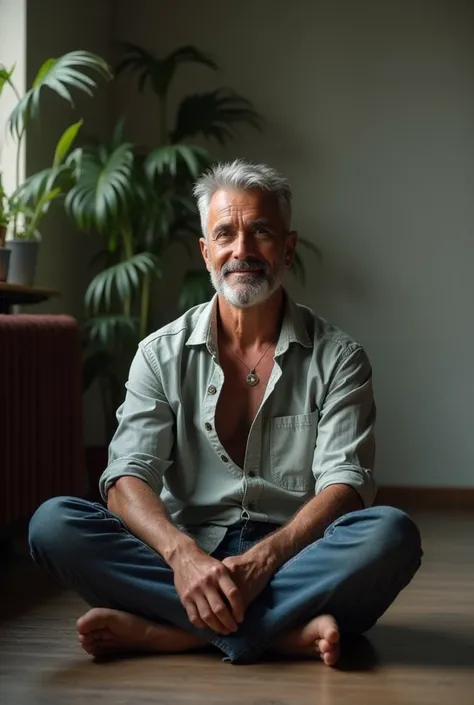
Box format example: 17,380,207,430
65,141,134,232
85,316,140,349
298,236,323,263
53,119,83,167
290,250,306,285
171,88,263,144
0,64,15,99
116,42,217,100
8,50,111,139
145,144,207,179
14,164,71,208
178,269,214,313
85,252,160,314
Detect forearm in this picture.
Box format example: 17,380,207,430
247,483,364,573
107,476,198,565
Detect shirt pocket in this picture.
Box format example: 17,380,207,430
270,410,319,491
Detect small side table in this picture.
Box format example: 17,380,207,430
0,282,60,314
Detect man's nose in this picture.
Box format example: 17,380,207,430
234,232,254,259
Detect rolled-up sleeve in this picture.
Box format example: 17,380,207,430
313,345,376,508
98,342,175,503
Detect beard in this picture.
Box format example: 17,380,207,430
209,256,285,308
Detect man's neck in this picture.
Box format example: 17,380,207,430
217,288,285,353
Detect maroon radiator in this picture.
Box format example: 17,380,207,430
0,314,86,528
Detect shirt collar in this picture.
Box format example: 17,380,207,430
185,288,312,356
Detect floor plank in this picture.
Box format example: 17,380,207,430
1,510,473,705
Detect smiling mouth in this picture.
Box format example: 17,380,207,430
228,269,263,275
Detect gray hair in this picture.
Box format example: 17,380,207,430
193,159,292,237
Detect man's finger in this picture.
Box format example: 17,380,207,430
219,573,245,623
184,601,206,630
194,594,230,634
206,589,239,633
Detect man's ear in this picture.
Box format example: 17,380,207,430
199,237,211,272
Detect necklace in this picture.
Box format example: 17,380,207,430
231,341,274,386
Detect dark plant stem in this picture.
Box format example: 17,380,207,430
140,273,151,339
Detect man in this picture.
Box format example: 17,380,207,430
29,159,422,666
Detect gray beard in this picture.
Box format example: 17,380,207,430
209,264,285,308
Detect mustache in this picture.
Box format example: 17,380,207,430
221,259,269,276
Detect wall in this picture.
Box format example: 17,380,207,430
113,0,474,487
0,0,26,202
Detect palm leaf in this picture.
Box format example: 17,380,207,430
178,269,214,313
14,163,71,206
0,64,15,99
290,250,306,285
85,252,160,314
116,42,217,99
171,88,263,144
84,315,140,349
166,45,217,72
53,119,83,167
65,141,134,231
298,236,323,263
144,144,208,179
8,51,111,139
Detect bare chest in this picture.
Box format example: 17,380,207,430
215,352,275,468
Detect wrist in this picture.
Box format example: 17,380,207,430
246,539,280,575
161,530,200,567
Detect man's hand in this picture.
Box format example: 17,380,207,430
171,547,245,635
222,551,274,611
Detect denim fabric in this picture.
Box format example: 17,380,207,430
99,290,376,554
29,497,422,664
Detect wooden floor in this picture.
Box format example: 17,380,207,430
1,510,473,705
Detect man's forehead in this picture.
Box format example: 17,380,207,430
208,188,279,220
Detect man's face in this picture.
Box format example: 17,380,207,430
199,188,297,308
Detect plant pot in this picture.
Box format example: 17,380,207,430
6,239,40,286
0,247,11,282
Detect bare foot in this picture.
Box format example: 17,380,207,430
76,608,207,658
272,615,340,666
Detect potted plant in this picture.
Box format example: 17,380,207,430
0,172,12,281
0,51,111,286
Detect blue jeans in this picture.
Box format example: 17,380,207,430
28,498,422,664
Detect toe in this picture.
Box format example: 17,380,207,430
319,638,330,653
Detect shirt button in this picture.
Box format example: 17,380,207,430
220,455,229,463
205,422,212,431
208,385,217,395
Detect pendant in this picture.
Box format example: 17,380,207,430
246,370,260,386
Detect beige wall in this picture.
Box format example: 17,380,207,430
0,0,27,198
113,0,474,487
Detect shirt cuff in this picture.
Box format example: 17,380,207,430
315,467,376,508
98,457,165,503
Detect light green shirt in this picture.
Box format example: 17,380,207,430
99,290,376,554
